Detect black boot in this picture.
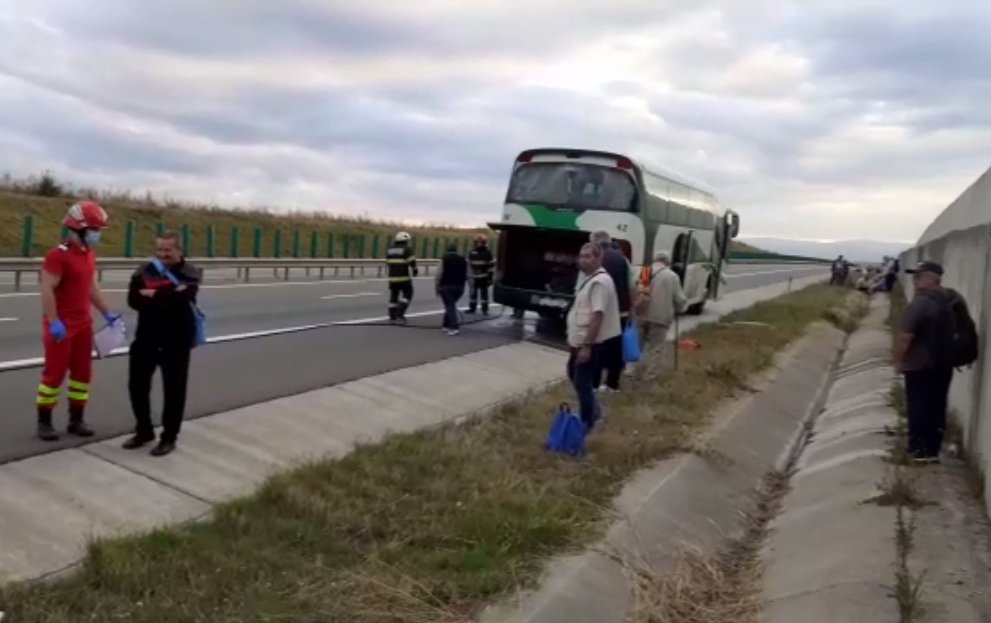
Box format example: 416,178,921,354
37,409,59,442
67,406,95,438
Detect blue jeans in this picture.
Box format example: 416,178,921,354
567,345,602,430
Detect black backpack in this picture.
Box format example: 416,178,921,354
945,289,979,368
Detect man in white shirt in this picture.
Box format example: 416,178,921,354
639,251,687,353
567,242,622,429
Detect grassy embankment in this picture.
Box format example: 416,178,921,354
0,176,764,258
0,284,850,622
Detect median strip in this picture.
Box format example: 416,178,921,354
0,284,849,622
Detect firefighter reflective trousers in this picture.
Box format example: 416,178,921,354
389,282,414,320
469,277,490,312
37,326,93,412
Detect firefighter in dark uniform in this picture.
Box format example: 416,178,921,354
468,234,495,315
386,231,418,323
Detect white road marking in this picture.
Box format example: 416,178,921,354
319,292,379,300
0,305,504,372
0,276,433,298
0,317,17,322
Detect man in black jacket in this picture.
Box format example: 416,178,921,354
436,243,468,335
591,230,633,392
122,231,202,457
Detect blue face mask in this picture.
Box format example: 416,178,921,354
84,230,102,246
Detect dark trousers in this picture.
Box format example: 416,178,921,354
129,340,192,443
598,316,629,390
469,277,490,312
904,368,954,458
388,282,414,320
439,285,464,329
567,345,602,429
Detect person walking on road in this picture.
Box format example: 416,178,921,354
468,234,495,315
895,261,975,463
122,231,202,457
638,251,687,354
386,231,418,324
36,201,120,441
590,230,633,392
436,242,468,335
566,243,621,431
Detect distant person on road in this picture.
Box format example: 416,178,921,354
436,242,468,336
123,231,202,457
567,243,621,430
386,231,418,324
895,261,976,463
590,230,633,392
830,255,848,286
36,201,120,442
638,251,687,354
468,234,495,315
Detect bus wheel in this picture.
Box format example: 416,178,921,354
686,300,706,315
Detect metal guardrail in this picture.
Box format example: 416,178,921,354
0,257,441,291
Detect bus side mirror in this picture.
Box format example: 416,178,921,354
728,213,740,239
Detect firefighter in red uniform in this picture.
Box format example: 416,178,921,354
36,201,120,441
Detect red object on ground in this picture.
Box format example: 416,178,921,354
678,339,702,350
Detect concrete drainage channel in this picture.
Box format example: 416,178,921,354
481,309,857,622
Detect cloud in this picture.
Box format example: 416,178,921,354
0,0,989,242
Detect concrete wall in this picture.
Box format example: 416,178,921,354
901,164,991,509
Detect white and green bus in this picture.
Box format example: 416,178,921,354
489,147,740,319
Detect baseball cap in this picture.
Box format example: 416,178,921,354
905,260,944,276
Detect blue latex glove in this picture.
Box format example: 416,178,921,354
104,312,122,326
48,319,67,342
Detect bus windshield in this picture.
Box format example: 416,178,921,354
507,163,636,212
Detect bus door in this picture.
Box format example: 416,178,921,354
672,230,693,285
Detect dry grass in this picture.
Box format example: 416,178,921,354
0,188,482,259
0,285,848,622
628,471,791,623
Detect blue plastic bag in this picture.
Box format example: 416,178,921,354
152,258,207,349
622,324,641,363
545,403,586,457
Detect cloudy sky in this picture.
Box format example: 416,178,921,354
1,1,988,242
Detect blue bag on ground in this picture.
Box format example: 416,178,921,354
622,324,641,363
545,403,586,457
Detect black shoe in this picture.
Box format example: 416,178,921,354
122,433,155,450
67,419,95,437
482,308,490,316
37,412,59,442
150,440,176,457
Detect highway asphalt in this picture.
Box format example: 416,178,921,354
0,263,826,464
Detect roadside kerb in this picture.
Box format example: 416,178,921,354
762,297,898,623
481,321,847,623
0,342,563,583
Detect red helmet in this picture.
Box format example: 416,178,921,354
63,201,109,229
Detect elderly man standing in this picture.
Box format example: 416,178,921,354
567,242,622,430
639,251,687,354
895,261,965,463
590,230,633,392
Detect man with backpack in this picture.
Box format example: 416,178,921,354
638,251,687,353
895,261,979,463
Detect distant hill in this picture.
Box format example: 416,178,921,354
739,237,912,264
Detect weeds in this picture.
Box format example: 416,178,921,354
0,285,849,622
894,500,926,622
628,471,790,623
